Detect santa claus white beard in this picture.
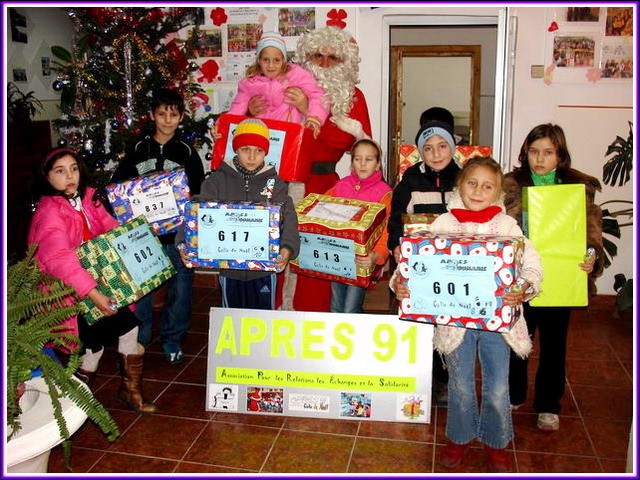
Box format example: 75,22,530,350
306,61,356,118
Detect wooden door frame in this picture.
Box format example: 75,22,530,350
388,45,481,185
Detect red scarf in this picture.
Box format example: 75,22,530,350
450,206,502,223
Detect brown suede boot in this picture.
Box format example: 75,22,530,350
118,345,158,414
75,368,97,390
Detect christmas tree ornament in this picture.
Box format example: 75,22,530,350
52,80,63,91
110,119,120,128
205,153,212,161
123,40,135,126
57,138,68,147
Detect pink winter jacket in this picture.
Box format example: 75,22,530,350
28,188,120,331
228,64,330,125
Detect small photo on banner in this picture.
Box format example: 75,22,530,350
339,392,372,418
246,387,284,414
288,393,330,413
208,383,239,411
396,393,428,422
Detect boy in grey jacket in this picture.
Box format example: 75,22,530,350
178,118,299,309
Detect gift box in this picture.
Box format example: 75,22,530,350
211,113,314,182
183,201,282,271
76,216,176,324
402,213,440,236
290,194,386,287
523,184,587,306
453,146,492,165
397,233,524,332
106,168,190,235
397,144,492,181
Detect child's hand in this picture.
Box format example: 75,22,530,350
248,95,268,116
502,280,530,306
356,251,379,269
330,116,367,140
283,87,308,115
275,248,292,272
304,118,321,138
579,256,596,274
210,124,222,142
394,275,410,300
87,288,118,317
177,243,193,269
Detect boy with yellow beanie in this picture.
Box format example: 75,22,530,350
177,118,299,309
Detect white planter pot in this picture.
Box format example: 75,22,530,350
6,376,89,473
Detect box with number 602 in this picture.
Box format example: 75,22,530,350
106,168,191,235
396,233,524,332
183,201,282,271
76,216,176,324
291,194,387,287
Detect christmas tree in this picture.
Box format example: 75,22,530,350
51,7,215,183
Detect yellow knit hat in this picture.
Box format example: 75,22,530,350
232,118,270,154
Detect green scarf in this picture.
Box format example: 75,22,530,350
530,169,557,186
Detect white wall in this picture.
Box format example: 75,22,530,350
6,7,73,122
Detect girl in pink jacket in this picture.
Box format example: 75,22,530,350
228,31,329,137
326,139,392,313
28,148,157,414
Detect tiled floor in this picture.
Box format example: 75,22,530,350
49,273,634,474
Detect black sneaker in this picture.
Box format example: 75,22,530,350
163,344,184,365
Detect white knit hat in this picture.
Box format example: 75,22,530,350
256,31,286,59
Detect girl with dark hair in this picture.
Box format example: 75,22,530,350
504,124,603,432
28,148,157,414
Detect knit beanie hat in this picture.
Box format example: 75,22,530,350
232,118,270,154
256,32,287,59
415,120,456,155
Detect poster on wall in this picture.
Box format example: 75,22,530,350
565,7,600,22
188,28,223,59
206,308,433,423
278,8,315,38
552,35,595,67
600,39,633,78
605,7,633,37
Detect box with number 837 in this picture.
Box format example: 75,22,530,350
396,233,524,332
183,201,282,271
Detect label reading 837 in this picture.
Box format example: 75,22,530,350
129,183,180,223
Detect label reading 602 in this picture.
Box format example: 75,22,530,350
198,208,270,261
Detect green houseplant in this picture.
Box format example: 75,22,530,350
7,82,44,122
7,245,120,469
600,121,633,312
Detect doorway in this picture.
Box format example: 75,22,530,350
387,25,499,185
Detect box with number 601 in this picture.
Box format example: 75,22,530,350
183,201,282,271
291,194,387,287
396,233,524,332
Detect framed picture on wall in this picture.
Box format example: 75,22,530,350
10,8,27,43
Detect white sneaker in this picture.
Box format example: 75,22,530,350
537,413,560,431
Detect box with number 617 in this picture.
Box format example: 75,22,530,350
183,201,282,271
291,194,387,287
396,233,524,332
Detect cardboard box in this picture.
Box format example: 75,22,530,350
211,113,314,182
291,194,386,287
184,201,282,271
106,168,190,235
397,233,524,332
523,184,587,306
77,216,176,324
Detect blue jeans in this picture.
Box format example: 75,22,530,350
330,282,365,313
445,329,513,449
136,243,193,349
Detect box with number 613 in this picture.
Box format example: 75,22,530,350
291,194,387,287
396,233,524,332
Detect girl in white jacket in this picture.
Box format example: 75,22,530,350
393,157,542,473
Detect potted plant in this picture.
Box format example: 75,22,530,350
600,121,633,313
7,81,44,122
7,245,119,471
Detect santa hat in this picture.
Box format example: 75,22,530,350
232,118,270,154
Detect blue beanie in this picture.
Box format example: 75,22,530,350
257,32,287,59
415,120,456,155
